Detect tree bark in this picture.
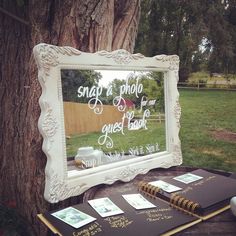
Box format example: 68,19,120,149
0,0,140,235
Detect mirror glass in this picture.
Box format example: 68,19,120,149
62,69,166,174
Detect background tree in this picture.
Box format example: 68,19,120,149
205,1,236,74
135,0,236,81
0,0,140,235
135,0,207,81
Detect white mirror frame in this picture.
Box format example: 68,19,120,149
33,43,182,203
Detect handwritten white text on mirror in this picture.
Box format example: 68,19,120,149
98,110,150,148
77,77,143,114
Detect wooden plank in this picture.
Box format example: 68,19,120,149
175,221,236,235
63,102,125,136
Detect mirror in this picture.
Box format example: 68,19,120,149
33,44,182,203
62,69,166,171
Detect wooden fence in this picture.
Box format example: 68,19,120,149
63,102,125,136
178,81,236,91
135,114,165,123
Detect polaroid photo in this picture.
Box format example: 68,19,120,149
88,198,124,218
51,207,96,229
122,194,156,210
149,180,182,193
173,173,203,184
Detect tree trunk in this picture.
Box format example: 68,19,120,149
0,0,140,235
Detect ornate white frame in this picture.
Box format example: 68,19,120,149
33,43,182,203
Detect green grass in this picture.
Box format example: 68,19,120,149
66,120,166,157
179,90,236,172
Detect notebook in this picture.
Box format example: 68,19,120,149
38,193,201,236
138,169,236,220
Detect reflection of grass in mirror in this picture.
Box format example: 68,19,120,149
66,121,165,158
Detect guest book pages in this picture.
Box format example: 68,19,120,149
139,169,236,218
40,194,201,236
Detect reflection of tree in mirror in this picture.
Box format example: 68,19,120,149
147,71,165,112
106,71,164,112
61,69,102,103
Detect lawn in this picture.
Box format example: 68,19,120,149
179,89,236,172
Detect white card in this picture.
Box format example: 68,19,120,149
122,194,156,210
51,207,96,229
173,173,203,184
88,198,124,217
149,180,182,193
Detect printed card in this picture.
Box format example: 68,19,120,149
149,180,182,193
122,194,156,210
51,207,96,229
173,173,203,184
88,198,124,217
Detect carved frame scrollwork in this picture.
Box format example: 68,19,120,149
33,43,182,203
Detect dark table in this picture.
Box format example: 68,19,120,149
83,166,236,236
